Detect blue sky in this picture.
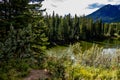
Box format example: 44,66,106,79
42,0,120,16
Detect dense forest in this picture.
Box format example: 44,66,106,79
45,13,120,44
0,0,120,80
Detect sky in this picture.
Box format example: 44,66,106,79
42,0,120,16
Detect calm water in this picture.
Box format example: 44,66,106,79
102,48,117,54
80,39,120,54
102,39,120,54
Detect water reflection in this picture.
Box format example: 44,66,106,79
102,48,117,54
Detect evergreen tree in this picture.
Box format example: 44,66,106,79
0,24,32,63
57,16,64,41
0,0,48,68
0,0,31,41
73,14,80,40
28,1,49,66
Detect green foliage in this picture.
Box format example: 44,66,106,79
45,43,120,80
31,19,49,53
45,14,120,44
46,57,66,79
0,0,120,80
0,24,32,79
0,0,50,80
28,2,49,68
0,0,31,36
66,64,118,80
0,59,30,80
0,25,32,60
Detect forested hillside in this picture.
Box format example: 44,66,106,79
0,0,120,80
87,4,120,23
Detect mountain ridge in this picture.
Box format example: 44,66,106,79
87,4,120,23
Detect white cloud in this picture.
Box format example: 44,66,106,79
42,0,120,16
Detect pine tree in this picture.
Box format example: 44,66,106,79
0,0,49,68
73,14,80,40
0,0,31,41
28,1,49,66
0,24,32,63
57,16,64,41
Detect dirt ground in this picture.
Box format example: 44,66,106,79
24,69,51,80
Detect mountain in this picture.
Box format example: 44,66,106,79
87,4,120,23
30,0,44,2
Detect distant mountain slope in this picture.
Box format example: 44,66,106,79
87,4,120,23
30,0,44,2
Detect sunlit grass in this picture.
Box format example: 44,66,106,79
45,42,120,79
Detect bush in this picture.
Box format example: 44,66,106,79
46,43,120,79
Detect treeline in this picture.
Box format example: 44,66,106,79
44,13,120,44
